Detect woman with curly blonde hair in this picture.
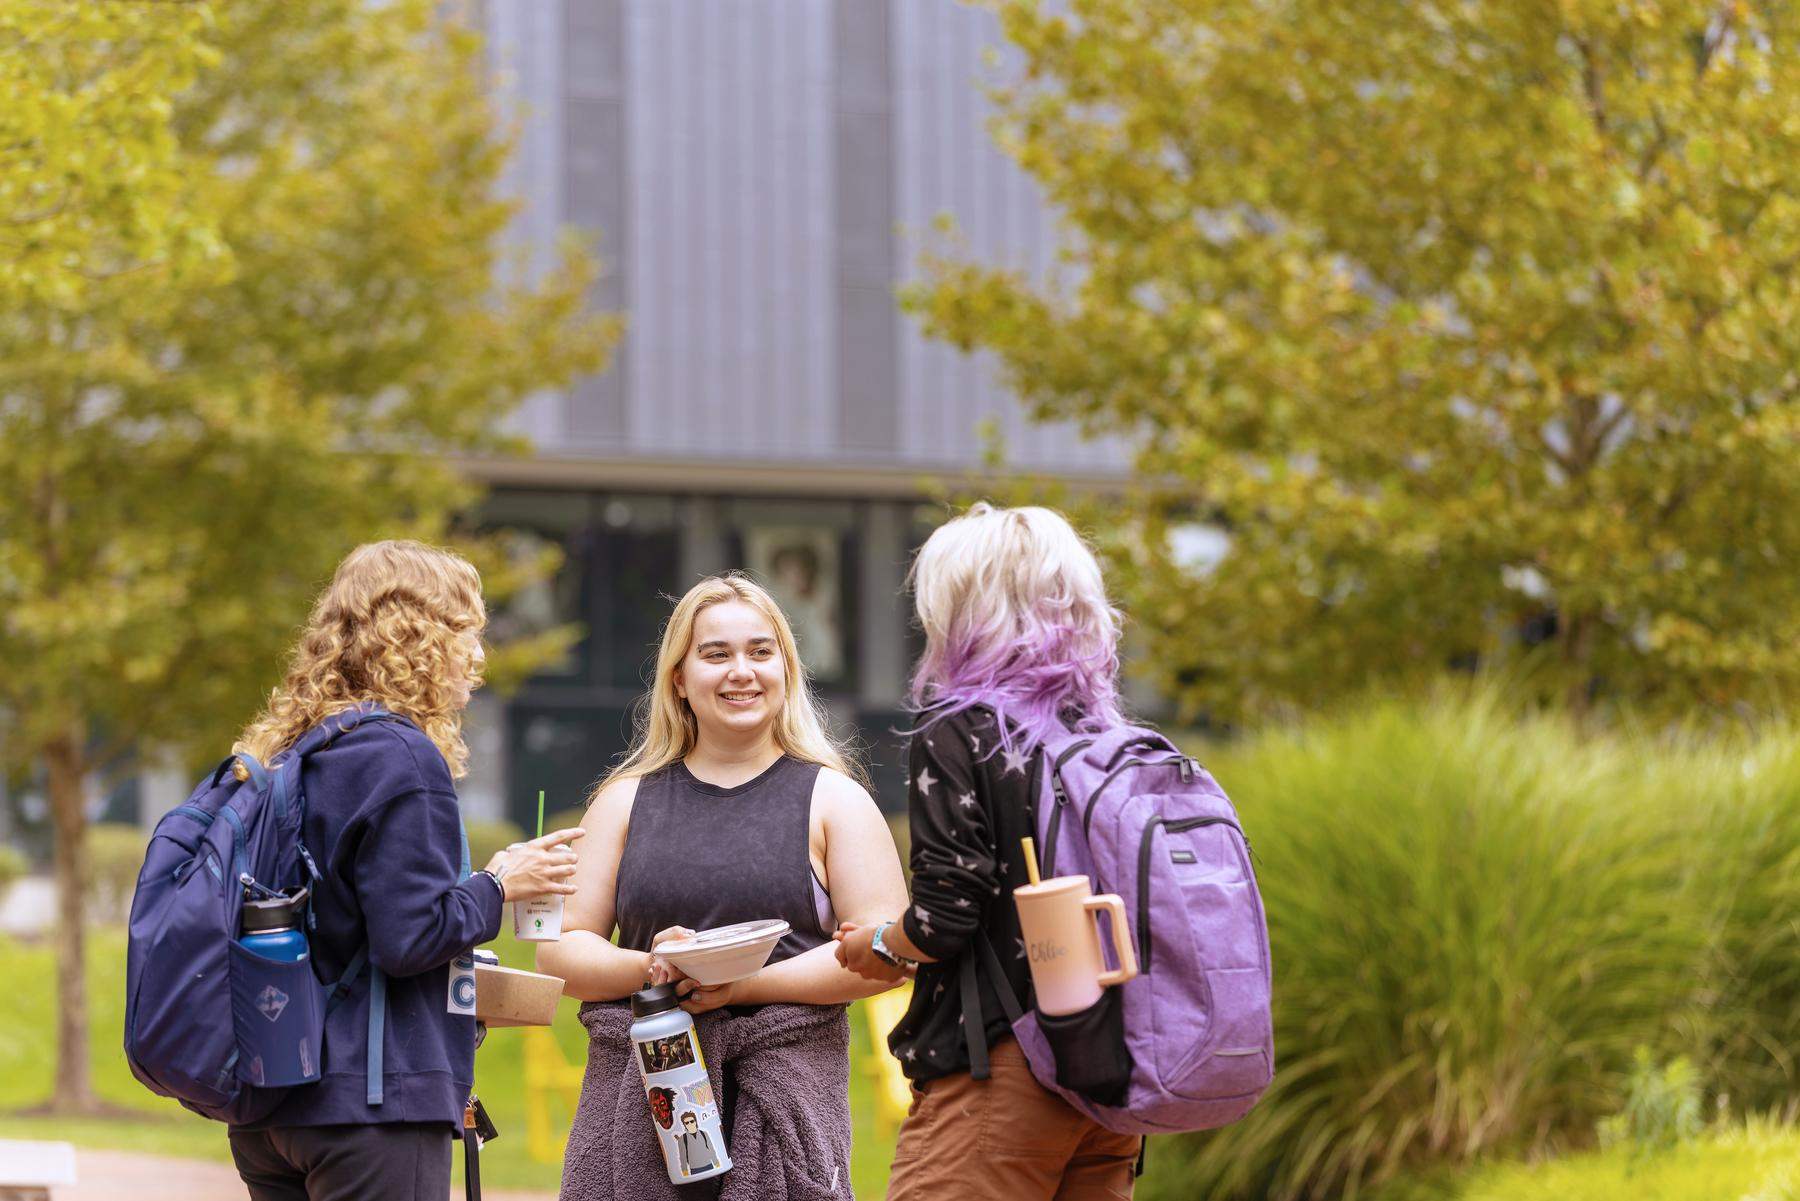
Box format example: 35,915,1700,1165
226,540,583,1201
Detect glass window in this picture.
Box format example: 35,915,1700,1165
506,704,636,830
480,491,597,681
593,525,681,690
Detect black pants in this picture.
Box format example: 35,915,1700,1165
229,1122,454,1201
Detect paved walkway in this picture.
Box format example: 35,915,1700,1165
59,1148,553,1200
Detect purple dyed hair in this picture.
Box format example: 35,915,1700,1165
907,503,1125,754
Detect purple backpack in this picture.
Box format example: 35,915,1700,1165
960,725,1273,1135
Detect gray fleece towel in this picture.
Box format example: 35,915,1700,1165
559,1001,855,1201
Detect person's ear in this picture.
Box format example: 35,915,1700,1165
673,666,687,700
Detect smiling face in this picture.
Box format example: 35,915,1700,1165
673,600,788,745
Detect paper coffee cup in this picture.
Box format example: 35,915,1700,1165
512,895,563,941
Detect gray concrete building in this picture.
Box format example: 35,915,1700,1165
451,0,1135,822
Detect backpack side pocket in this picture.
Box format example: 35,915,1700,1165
1039,987,1133,1107
228,941,325,1088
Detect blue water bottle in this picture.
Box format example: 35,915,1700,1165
239,890,310,962
231,888,325,1086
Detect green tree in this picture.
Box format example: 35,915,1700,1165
908,0,1800,724
1,1,224,307
0,0,614,1113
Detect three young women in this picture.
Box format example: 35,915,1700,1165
837,503,1144,1201
538,573,908,1197
226,541,581,1201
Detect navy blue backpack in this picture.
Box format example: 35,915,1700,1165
124,702,408,1123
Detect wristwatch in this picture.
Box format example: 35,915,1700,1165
869,921,917,969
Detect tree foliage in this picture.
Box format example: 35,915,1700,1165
1,0,224,305
0,0,614,1109
909,0,1800,722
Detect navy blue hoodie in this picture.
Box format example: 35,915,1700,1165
237,715,503,1130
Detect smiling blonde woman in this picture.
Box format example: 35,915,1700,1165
540,573,907,1199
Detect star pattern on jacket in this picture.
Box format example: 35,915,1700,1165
890,706,1051,1085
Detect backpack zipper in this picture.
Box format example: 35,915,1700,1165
1041,739,1094,874
170,803,217,828
1081,755,1193,838
1137,815,1244,972
219,805,247,884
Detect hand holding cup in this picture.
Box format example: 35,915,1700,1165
485,826,585,903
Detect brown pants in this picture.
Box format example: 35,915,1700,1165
886,1038,1140,1201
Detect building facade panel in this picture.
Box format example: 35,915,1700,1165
485,0,570,450
621,0,839,461
891,0,1131,474
487,0,1131,476
457,2,1144,825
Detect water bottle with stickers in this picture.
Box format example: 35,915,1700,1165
629,983,731,1184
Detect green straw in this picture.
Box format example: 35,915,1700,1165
537,789,546,840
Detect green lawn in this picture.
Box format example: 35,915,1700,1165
0,929,899,1196
1369,1121,1800,1201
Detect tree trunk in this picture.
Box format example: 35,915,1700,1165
44,725,100,1114
1559,610,1597,721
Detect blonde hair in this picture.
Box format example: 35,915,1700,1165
235,540,486,778
909,502,1124,749
596,573,859,794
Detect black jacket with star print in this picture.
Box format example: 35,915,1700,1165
888,705,1042,1084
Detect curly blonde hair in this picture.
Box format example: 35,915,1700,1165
235,540,486,778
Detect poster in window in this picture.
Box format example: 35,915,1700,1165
744,526,844,682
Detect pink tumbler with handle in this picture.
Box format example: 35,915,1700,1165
1013,875,1139,1016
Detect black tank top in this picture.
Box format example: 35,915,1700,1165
615,755,832,965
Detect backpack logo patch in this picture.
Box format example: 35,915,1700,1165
256,985,290,1022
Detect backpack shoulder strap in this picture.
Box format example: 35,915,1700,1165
286,703,415,1109
357,787,471,1109
957,931,1027,1081
281,702,413,764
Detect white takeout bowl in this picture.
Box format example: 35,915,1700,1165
654,919,791,985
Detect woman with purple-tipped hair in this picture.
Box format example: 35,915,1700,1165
834,502,1142,1201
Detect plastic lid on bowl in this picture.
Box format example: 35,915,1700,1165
656,919,790,956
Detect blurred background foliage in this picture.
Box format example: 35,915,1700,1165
912,0,1800,725
1141,684,1800,1200
0,0,616,1112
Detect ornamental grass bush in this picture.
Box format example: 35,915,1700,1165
1143,688,1798,1201
1693,734,1800,1117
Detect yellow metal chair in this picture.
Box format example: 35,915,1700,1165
861,983,915,1132
522,1026,586,1163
